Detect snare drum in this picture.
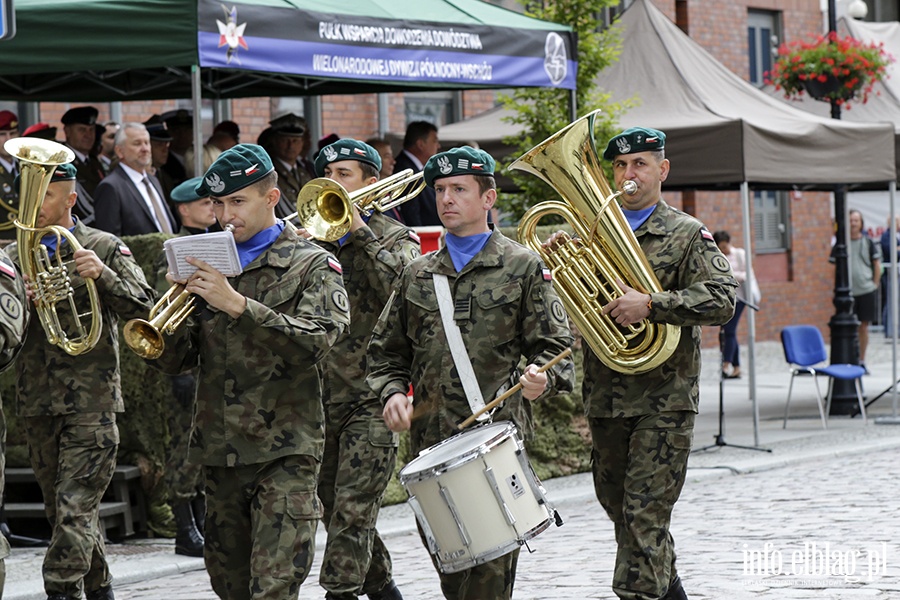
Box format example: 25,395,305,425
399,421,560,573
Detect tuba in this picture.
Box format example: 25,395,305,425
123,224,235,360
295,169,424,241
512,110,680,375
5,138,102,356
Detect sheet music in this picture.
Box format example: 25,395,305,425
164,231,242,279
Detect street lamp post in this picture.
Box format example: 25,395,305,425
828,0,863,414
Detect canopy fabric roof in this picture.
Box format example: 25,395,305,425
442,0,896,190
0,0,576,101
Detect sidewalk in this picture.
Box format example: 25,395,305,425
6,339,900,600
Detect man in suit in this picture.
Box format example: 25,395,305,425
144,116,178,207
61,106,106,195
395,121,441,226
93,123,177,237
268,113,312,220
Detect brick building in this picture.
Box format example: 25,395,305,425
0,0,882,344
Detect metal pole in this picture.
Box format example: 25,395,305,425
741,182,761,446
191,65,203,179
877,180,900,424
826,0,861,413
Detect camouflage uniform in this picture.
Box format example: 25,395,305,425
0,249,29,597
582,201,736,600
152,225,350,600
314,212,420,598
367,228,575,600
8,220,155,599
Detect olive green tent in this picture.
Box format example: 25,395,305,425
0,0,576,101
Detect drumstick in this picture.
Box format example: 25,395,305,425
458,347,573,430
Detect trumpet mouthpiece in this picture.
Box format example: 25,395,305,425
622,181,638,195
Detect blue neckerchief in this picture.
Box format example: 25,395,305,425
621,205,656,231
40,219,77,258
236,221,285,269
337,212,372,248
445,231,492,272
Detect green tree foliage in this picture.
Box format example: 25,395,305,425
499,0,628,220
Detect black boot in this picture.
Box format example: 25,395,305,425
172,502,204,557
368,580,404,600
85,584,115,600
663,575,688,600
191,494,206,536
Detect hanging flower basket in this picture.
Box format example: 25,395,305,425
765,31,893,108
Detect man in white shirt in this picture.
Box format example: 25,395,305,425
93,123,177,237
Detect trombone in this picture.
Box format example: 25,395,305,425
293,169,424,241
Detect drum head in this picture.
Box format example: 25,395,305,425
403,421,516,475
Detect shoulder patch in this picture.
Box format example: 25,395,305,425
541,267,552,282
0,292,20,320
408,231,421,244
712,255,731,273
0,260,16,280
118,244,132,256
327,256,343,274
700,228,715,243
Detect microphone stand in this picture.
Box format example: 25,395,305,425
695,303,770,454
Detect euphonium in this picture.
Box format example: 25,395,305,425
295,169,425,241
5,138,102,356
511,110,680,375
123,224,235,360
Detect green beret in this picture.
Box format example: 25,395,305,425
195,144,274,198
423,146,495,187
14,162,76,191
171,177,206,203
603,127,666,161
314,139,381,177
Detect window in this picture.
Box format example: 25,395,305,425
747,10,780,86
754,190,791,251
404,91,458,126
862,0,899,21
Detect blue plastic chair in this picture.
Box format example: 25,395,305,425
781,325,867,429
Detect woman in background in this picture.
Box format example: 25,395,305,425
714,230,759,379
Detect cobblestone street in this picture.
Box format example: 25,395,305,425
113,445,900,599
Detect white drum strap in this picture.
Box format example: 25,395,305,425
433,273,489,422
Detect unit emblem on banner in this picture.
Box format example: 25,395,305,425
544,32,567,86
216,5,250,64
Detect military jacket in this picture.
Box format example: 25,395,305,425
274,160,311,220
582,200,737,418
9,220,155,416
0,161,18,240
367,229,576,456
153,225,350,467
72,153,106,196
315,213,420,406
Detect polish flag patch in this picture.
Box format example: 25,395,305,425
327,256,343,274
118,245,132,256
245,164,260,176
542,267,552,281
700,229,715,242
408,231,421,244
471,163,485,171
353,148,367,156
0,260,16,279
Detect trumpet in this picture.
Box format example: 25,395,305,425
295,169,424,241
123,224,235,360
6,138,103,356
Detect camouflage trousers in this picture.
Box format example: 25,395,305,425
203,454,322,600
318,399,398,597
589,411,695,600
165,374,203,503
24,412,119,599
0,402,9,597
417,522,519,600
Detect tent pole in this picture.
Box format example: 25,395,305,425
741,182,761,446
877,180,900,425
378,94,389,139
192,65,203,179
